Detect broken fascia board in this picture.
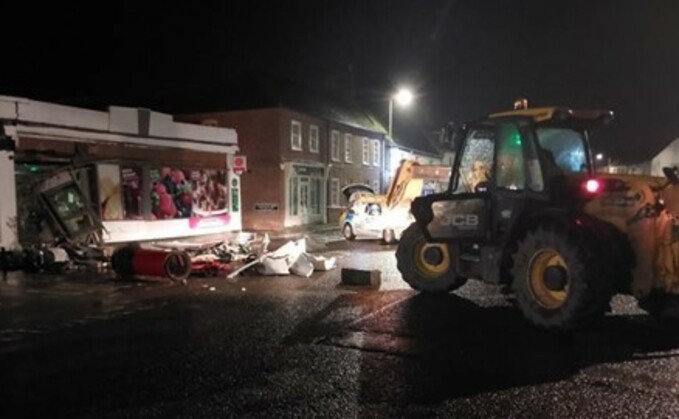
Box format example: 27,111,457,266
5,124,239,154
0,96,237,146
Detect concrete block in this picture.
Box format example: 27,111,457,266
341,268,381,287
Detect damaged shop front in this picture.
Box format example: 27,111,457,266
0,96,242,250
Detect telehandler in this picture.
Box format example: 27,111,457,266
396,101,679,329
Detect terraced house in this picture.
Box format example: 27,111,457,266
180,79,387,231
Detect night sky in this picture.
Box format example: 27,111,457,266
3,0,679,163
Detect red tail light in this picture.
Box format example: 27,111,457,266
584,179,601,194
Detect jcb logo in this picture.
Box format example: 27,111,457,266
440,214,479,227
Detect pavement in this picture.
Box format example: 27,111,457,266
253,222,341,239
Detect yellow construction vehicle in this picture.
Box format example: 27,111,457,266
396,101,679,328
339,160,451,243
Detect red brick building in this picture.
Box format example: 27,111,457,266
182,103,386,230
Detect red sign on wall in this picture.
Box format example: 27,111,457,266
233,155,247,175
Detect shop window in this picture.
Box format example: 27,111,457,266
150,167,229,220
190,169,229,216
121,167,143,219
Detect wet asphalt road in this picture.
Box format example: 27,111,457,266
2,232,679,418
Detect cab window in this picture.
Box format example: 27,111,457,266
535,127,588,174
453,127,495,194
496,122,525,190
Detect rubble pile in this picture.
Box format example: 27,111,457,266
0,241,109,279
110,233,336,282
2,227,336,283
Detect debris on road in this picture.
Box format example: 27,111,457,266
111,245,192,282
341,268,381,287
308,254,337,271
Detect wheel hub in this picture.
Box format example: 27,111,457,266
423,246,444,266
528,249,570,309
543,265,568,291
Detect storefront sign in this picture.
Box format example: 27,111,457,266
293,165,324,177
254,203,279,211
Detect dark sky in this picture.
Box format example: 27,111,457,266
3,0,679,162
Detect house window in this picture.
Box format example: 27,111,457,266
309,125,319,153
372,140,380,166
291,120,302,151
372,179,380,194
331,130,340,161
344,133,353,163
362,137,370,165
330,178,340,207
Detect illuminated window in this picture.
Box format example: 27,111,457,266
291,120,302,151
344,133,353,163
331,130,340,161
309,125,319,153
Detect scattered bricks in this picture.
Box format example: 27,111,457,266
341,268,381,287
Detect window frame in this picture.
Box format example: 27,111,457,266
330,130,340,161
291,120,302,151
344,133,353,163
309,124,319,154
371,139,380,166
362,137,370,165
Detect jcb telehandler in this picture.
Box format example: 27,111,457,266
396,102,679,329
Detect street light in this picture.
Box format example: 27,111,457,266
388,88,414,139
595,153,613,173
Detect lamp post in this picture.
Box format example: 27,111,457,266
388,88,414,139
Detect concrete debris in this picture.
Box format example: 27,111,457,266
224,237,334,280
308,254,337,271
258,256,290,276
290,253,314,278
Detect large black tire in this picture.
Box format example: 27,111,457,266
511,226,613,329
396,223,466,293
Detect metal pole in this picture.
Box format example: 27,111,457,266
388,99,393,139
